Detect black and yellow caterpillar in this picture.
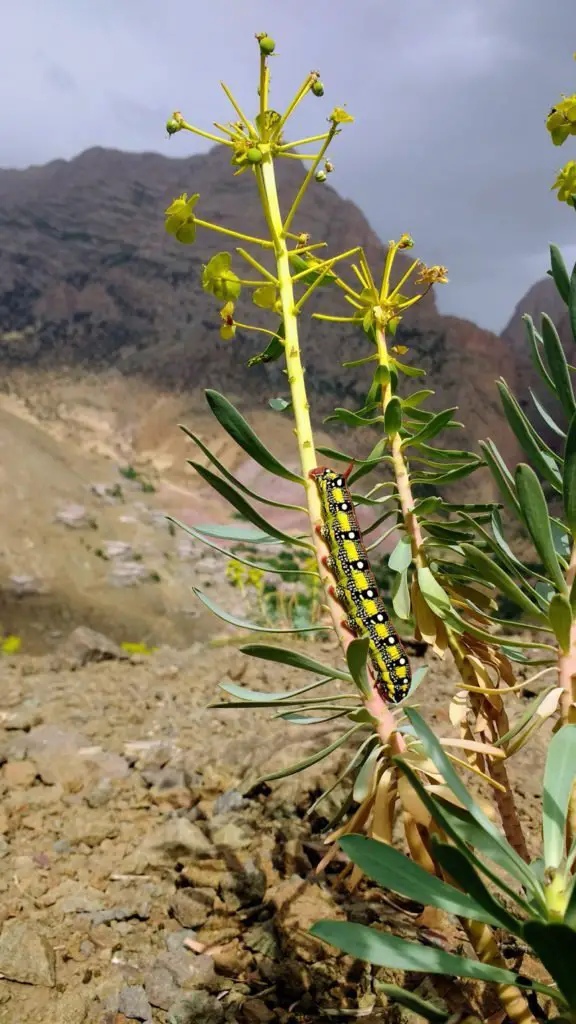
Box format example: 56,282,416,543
310,466,411,703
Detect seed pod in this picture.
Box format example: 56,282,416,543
166,118,181,135
246,147,263,164
312,80,325,97
315,169,327,183
325,160,334,173
259,36,275,55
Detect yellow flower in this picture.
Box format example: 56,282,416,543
329,106,354,125
203,252,242,301
551,160,576,203
219,301,236,341
546,95,576,146
416,264,449,285
398,233,414,250
164,192,200,244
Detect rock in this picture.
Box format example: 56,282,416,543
126,740,175,770
59,626,129,667
144,964,181,1010
210,822,251,850
168,992,224,1024
117,984,152,1021
90,903,151,926
0,919,56,986
108,562,149,587
3,706,43,731
212,789,246,816
170,888,215,928
102,540,134,560
0,838,9,858
52,988,88,1022
7,573,45,596
2,759,37,787
153,949,217,991
85,778,114,808
55,503,96,529
155,819,213,859
165,929,197,954
40,879,105,913
25,724,88,758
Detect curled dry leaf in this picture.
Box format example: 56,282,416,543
370,767,397,844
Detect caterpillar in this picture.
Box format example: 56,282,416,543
310,465,411,704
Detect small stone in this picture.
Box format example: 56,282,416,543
129,740,175,770
85,778,114,808
210,822,250,849
0,838,9,858
91,903,151,926
55,503,95,529
168,992,224,1024
144,965,181,1010
4,706,43,731
155,818,213,859
118,984,152,1021
170,888,215,928
2,759,37,787
59,626,128,667
0,919,56,986
212,789,246,816
153,949,217,991
165,929,197,954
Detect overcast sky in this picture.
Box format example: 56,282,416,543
2,0,576,331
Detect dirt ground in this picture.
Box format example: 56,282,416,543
0,629,552,1024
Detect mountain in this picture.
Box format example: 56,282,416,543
501,275,569,352
0,144,522,486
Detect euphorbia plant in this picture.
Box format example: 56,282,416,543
162,33,570,1024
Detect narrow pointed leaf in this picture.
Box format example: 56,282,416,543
563,412,576,538
417,567,452,618
541,314,576,418
373,983,450,1023
192,587,328,634
543,724,576,871
309,922,557,996
401,389,434,408
169,519,318,576
401,408,458,449
523,315,557,394
515,464,566,592
340,835,506,928
346,637,371,698
459,543,548,622
392,567,411,620
388,535,412,573
549,594,572,653
497,382,562,491
193,523,282,543
480,440,522,517
530,389,566,439
240,643,354,682
570,260,576,344
550,244,571,303
429,838,523,935
384,396,402,436
189,461,311,550
218,676,335,702
205,389,303,483
247,320,285,366
258,724,362,782
180,426,304,512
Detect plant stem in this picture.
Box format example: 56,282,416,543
179,120,234,147
194,218,273,248
462,920,538,1024
283,130,335,234
559,543,576,725
258,151,401,747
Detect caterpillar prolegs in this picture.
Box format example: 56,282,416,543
310,465,411,704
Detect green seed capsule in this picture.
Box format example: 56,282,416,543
312,80,324,97
246,147,263,164
315,169,327,183
166,118,181,135
259,36,275,55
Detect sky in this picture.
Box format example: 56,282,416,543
2,0,576,332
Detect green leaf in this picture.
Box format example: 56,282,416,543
417,567,452,618
202,251,242,301
549,594,573,653
309,922,556,996
259,724,363,782
194,523,282,543
543,724,576,871
460,543,548,622
414,444,480,464
324,408,383,428
480,440,523,518
522,922,576,1009
373,983,450,1023
180,427,304,512
429,838,523,935
345,637,372,699
192,588,328,634
497,381,562,492
269,397,291,412
392,568,411,620
205,389,303,483
388,535,412,573
515,463,566,592
523,315,557,394
392,359,426,378
402,389,434,408
570,259,576,345
340,836,507,928
218,677,334,702
541,314,576,418
404,665,429,699
410,462,481,486
247,321,285,366
550,244,571,303
564,412,576,538
401,408,458,449
493,686,559,751
240,643,354,682
252,284,278,310
384,396,402,436
403,709,542,898
189,461,311,550
170,519,318,576
530,389,566,439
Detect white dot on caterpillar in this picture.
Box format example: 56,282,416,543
356,561,365,569
347,531,355,539
335,477,344,486
366,589,374,597
376,613,384,622
340,503,349,511
398,657,407,665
